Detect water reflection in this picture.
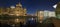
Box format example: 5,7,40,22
0,17,55,27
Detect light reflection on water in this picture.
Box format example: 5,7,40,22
0,17,55,27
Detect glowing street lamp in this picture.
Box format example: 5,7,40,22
53,4,57,9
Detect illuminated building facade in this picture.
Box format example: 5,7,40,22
36,10,56,23
0,7,3,15
9,3,27,16
0,7,9,15
0,2,27,16
48,11,56,17
37,11,44,23
0,2,27,24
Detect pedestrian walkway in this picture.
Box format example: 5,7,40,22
52,18,60,27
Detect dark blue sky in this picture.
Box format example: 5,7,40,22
0,0,60,14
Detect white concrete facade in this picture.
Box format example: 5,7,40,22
37,10,56,21
48,11,56,17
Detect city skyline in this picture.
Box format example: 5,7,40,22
0,0,60,14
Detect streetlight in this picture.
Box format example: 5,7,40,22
53,4,57,9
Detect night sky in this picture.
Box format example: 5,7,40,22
0,0,60,14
